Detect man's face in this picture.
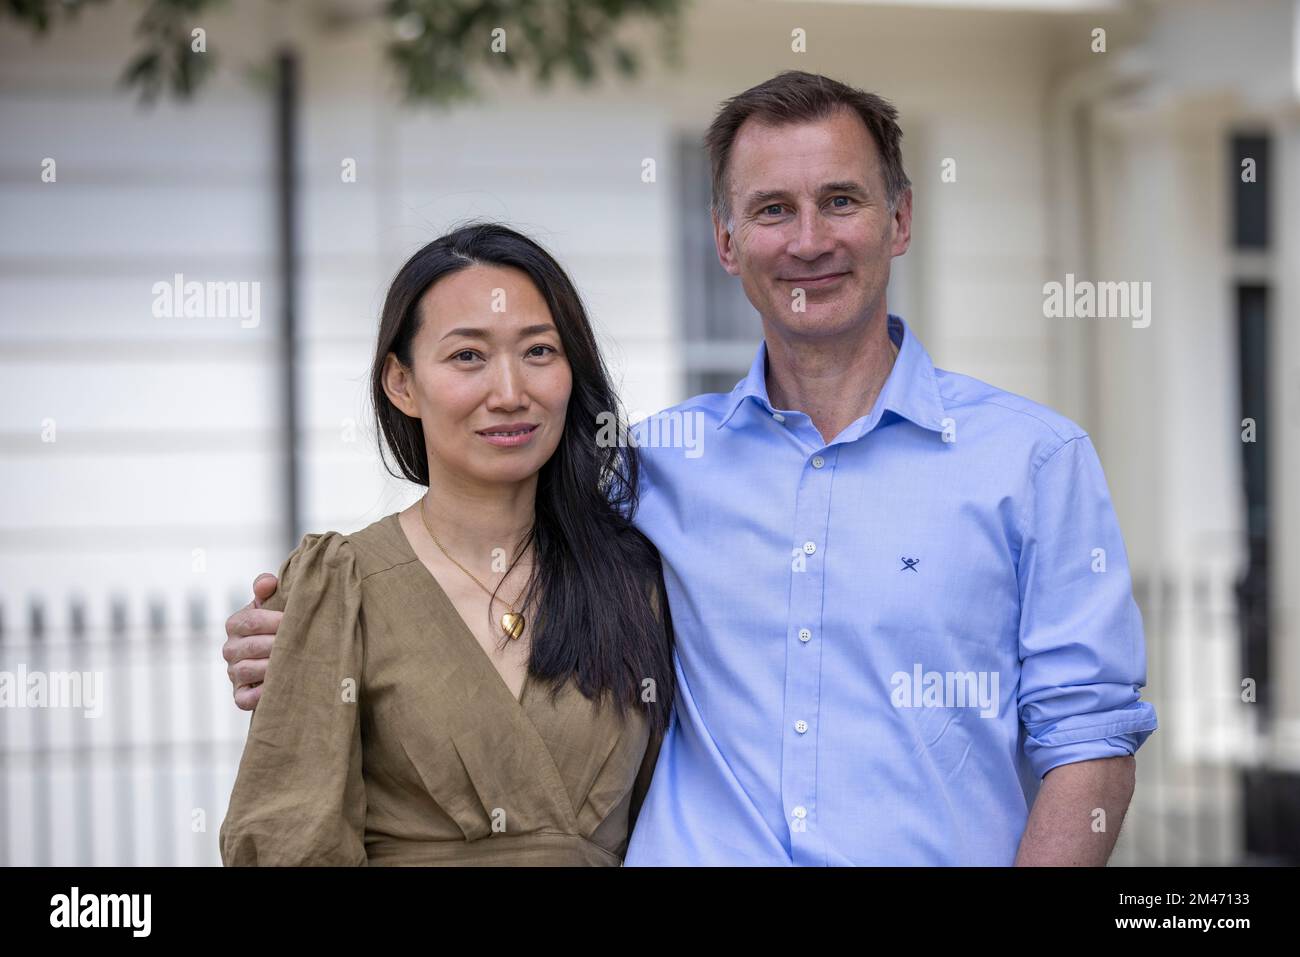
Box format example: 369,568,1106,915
714,107,912,342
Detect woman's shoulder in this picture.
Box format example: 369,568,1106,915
264,513,410,611
336,512,413,581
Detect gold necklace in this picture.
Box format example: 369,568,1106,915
419,495,529,640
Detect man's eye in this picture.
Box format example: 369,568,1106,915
761,204,784,216
830,196,852,208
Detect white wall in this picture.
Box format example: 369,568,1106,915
0,0,1151,627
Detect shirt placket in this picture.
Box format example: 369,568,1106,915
781,429,837,866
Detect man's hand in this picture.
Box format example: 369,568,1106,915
222,574,282,711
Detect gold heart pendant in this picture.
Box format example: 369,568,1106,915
501,612,525,641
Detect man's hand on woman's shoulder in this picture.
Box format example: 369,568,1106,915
222,573,283,711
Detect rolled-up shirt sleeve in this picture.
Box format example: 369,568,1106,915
1016,433,1158,780
219,531,367,865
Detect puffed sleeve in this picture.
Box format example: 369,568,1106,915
219,531,367,865
1016,434,1159,780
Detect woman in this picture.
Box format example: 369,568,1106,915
219,222,674,865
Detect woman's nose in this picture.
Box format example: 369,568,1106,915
485,358,527,409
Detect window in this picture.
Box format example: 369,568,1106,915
676,134,763,397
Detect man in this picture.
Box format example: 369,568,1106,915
224,70,1157,865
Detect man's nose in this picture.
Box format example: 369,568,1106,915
786,207,834,260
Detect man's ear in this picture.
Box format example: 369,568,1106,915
890,187,913,259
381,352,419,418
712,209,741,277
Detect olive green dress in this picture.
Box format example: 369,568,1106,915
219,512,662,866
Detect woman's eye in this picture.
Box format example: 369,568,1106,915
453,350,479,362
527,344,556,358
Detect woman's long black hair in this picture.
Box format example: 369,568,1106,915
371,221,674,736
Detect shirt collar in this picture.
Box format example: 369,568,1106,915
715,313,948,439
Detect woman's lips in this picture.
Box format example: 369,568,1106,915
475,424,539,448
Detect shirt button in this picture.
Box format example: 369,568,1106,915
798,628,812,643
811,455,825,469
772,412,785,422
792,806,808,819
794,720,809,734
802,541,816,555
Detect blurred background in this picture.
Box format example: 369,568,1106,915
1,0,1297,865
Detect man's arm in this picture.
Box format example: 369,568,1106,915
1014,755,1136,866
222,573,283,711
1013,434,1156,864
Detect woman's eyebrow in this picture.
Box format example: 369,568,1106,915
514,323,558,338
438,323,557,342
439,326,489,341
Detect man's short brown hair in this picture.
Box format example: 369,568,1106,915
704,70,912,229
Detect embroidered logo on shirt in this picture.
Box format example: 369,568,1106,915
899,557,920,572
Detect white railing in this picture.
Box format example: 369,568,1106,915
0,566,1279,866
0,590,250,866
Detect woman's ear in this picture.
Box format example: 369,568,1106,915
381,352,419,417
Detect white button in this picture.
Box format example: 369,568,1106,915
802,541,816,555
811,455,825,469
772,412,785,422
798,628,812,643
792,805,808,819
794,720,809,734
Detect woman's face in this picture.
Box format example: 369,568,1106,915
384,263,573,488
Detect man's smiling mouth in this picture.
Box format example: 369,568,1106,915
781,272,850,285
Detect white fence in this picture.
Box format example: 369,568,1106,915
0,590,250,866
0,566,1279,866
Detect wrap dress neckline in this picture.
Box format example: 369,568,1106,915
219,512,659,866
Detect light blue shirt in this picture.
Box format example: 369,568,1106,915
623,313,1157,866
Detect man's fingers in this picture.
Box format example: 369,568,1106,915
224,605,283,644
222,633,274,666
251,573,278,609
225,578,278,712
227,657,268,688
233,683,263,712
